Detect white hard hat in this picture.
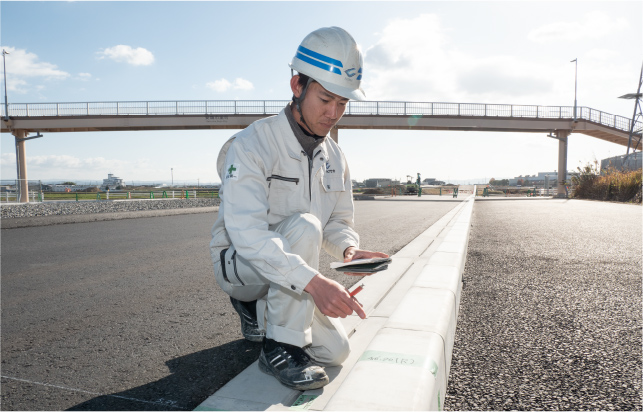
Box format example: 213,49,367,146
289,26,365,101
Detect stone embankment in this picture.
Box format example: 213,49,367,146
1,198,220,219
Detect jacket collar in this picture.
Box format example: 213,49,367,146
278,106,328,161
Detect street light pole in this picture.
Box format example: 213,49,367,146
171,168,174,187
571,58,578,122
2,49,9,121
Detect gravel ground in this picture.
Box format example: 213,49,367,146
1,198,220,219
446,199,642,411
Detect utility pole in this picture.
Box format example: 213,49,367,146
2,49,9,121
571,58,578,122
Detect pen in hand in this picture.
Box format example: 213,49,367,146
349,284,364,297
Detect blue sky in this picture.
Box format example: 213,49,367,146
1,1,641,184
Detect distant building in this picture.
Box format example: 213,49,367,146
50,184,99,192
601,152,642,172
509,171,563,186
364,178,393,188
102,173,126,190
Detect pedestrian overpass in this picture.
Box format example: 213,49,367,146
2,100,641,202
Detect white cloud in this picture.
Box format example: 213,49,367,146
98,45,155,66
77,72,92,81
528,11,629,43
206,78,232,92
1,152,15,166
232,78,254,91
206,77,254,93
29,154,126,170
363,14,557,104
1,154,128,181
362,12,637,111
584,48,620,61
7,79,29,94
364,14,456,101
0,46,69,92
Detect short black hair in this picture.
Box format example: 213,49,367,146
292,73,314,103
296,73,311,88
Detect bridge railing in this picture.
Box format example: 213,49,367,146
2,100,639,134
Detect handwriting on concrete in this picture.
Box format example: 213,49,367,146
358,350,438,376
290,394,319,410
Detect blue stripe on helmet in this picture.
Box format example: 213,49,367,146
296,52,342,76
298,46,343,68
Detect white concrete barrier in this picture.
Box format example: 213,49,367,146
324,192,474,411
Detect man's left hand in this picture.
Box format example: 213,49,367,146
342,247,389,276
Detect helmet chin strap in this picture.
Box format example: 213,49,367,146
293,75,315,135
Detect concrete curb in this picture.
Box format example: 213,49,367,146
323,197,473,411
195,190,475,411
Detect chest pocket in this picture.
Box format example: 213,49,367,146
315,173,345,226
267,172,304,218
322,175,345,193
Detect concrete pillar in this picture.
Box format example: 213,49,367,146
330,126,338,143
14,130,29,203
556,130,570,199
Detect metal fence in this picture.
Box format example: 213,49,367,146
2,100,639,134
41,189,220,201
0,186,220,203
0,180,44,202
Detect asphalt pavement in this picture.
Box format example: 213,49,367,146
1,198,460,411
2,197,640,411
445,198,642,411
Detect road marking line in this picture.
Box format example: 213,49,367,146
1,375,187,410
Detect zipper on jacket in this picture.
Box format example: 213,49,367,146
307,154,312,200
305,149,323,201
312,149,322,200
266,175,300,184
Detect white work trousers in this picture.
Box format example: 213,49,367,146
214,213,350,367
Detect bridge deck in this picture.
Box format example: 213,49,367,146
1,100,640,148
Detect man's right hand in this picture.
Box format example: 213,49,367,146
304,274,366,319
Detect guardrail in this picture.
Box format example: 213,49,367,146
2,100,639,134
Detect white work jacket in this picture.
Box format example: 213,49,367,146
209,107,359,295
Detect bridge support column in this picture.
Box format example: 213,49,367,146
556,130,570,199
14,130,29,202
330,126,338,143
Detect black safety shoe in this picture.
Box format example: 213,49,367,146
258,338,329,390
230,297,265,342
